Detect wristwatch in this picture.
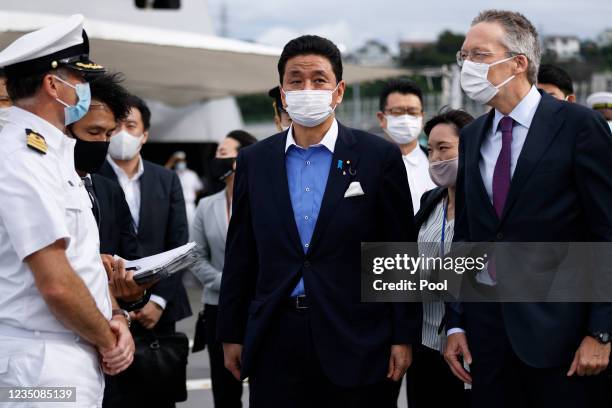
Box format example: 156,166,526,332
112,308,131,328
588,331,611,344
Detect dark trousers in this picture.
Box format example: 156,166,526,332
405,344,469,408
103,321,177,408
204,304,243,408
248,306,399,408
465,303,604,408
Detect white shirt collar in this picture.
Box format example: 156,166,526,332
403,144,428,166
285,119,338,154
107,155,144,181
493,85,541,131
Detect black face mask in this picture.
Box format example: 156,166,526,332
74,136,110,174
210,157,236,180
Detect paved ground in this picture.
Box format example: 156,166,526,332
176,277,408,408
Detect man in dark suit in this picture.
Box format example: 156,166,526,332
69,73,145,305
444,10,612,408
97,94,191,407
217,35,421,407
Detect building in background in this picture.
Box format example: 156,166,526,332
544,35,581,60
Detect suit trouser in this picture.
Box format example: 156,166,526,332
405,343,469,408
248,306,399,408
102,321,177,408
465,303,604,408
0,333,104,408
204,304,243,408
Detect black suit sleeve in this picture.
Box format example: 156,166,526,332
378,144,422,344
217,152,258,344
115,184,141,260
573,111,612,333
150,171,189,304
445,131,469,330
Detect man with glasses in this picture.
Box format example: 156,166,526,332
377,79,435,213
444,10,612,408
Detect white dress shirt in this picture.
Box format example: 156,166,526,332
106,156,167,309
403,146,436,214
479,85,541,201
107,155,144,231
448,85,542,336
285,118,338,153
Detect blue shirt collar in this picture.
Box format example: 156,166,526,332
493,85,541,131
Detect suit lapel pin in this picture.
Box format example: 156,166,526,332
337,160,343,169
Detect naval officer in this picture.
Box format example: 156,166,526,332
0,15,134,407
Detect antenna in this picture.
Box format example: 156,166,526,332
220,1,228,37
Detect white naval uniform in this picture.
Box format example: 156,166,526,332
0,107,112,407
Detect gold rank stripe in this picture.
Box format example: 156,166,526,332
26,131,47,154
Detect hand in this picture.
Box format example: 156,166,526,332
99,319,135,375
444,332,472,384
223,343,243,381
387,344,412,382
133,301,163,329
107,257,152,302
100,254,114,280
567,336,611,376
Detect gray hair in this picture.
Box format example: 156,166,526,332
472,10,541,84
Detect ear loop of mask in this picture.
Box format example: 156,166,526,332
53,75,77,107
489,56,517,89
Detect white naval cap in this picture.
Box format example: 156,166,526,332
586,92,612,109
0,14,104,77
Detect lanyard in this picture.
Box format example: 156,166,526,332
440,197,448,257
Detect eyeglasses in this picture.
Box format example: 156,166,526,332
456,50,517,67
384,107,422,117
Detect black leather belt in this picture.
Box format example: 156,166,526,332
284,295,309,310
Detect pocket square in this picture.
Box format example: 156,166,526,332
344,181,365,198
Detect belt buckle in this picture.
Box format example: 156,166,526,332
295,295,308,310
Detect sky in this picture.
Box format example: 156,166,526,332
207,0,612,52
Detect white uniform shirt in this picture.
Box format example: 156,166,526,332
402,147,436,214
177,168,203,230
107,155,144,230
0,107,112,334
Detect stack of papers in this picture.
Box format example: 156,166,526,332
125,242,200,285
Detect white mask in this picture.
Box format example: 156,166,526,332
0,107,10,126
383,114,422,144
460,56,516,104
282,85,339,127
429,157,459,188
108,130,144,161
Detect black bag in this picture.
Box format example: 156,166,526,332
122,331,190,403
192,310,207,353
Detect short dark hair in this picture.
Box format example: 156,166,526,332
227,130,257,149
5,71,47,101
278,35,343,84
379,78,424,112
125,94,151,130
88,73,131,122
537,64,574,96
424,108,474,137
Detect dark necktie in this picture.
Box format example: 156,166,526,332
82,177,100,226
492,116,514,218
489,116,514,281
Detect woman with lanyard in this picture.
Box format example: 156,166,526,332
405,109,474,408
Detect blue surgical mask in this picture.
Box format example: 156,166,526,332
53,75,91,125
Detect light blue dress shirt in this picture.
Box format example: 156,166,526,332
285,120,338,297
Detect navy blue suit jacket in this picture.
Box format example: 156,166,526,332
446,92,612,368
98,159,192,325
217,122,422,387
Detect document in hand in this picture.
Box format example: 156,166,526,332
125,242,200,285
